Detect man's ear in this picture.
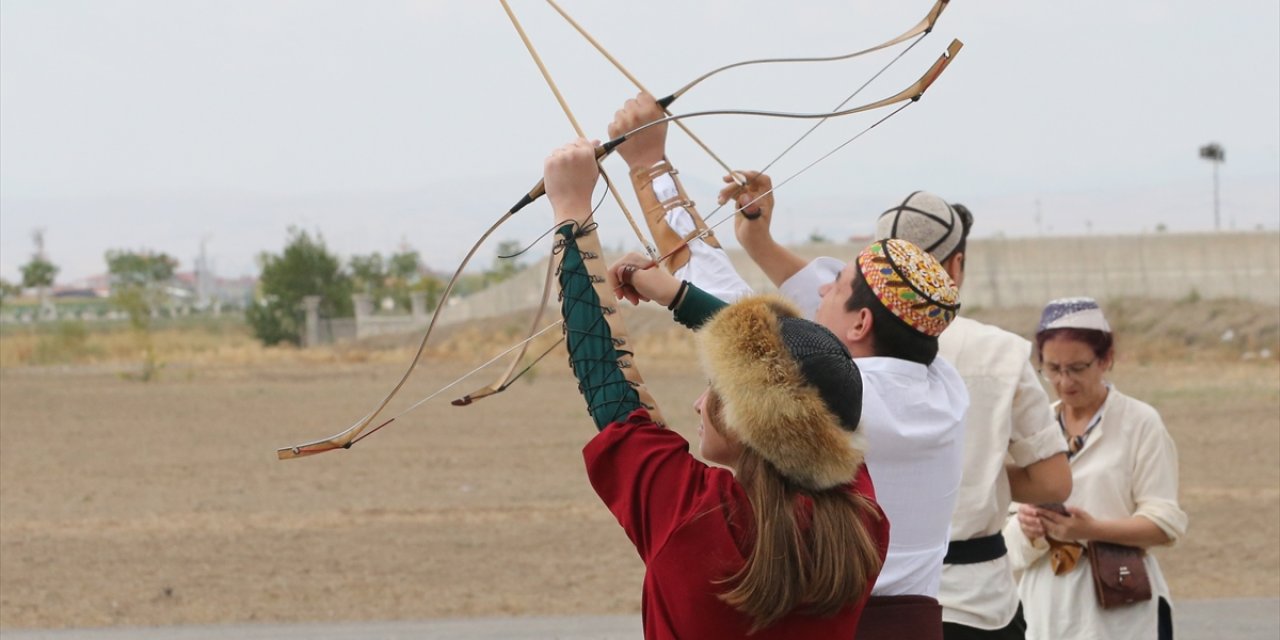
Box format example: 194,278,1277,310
945,251,966,289
846,307,874,344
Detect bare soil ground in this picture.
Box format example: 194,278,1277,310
1,302,1277,630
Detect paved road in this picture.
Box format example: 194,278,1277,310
2,599,1275,639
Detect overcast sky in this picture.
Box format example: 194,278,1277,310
2,0,1278,283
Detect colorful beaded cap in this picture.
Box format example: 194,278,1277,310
857,239,960,337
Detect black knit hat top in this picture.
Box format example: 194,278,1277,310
777,317,863,432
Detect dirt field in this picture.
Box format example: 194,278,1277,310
1,304,1278,630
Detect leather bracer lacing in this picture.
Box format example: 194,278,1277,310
553,220,665,428
630,159,721,274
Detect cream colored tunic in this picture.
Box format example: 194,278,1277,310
1003,388,1188,640
937,317,1067,630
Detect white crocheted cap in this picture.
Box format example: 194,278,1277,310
1037,297,1112,333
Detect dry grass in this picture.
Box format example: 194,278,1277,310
3,297,1273,371
0,298,1276,629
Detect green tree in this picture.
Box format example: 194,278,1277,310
487,239,526,285
0,278,19,307
388,249,421,282
21,230,58,315
105,249,178,381
106,250,178,313
247,227,353,346
19,257,58,291
411,274,446,311
349,252,386,296
386,249,423,309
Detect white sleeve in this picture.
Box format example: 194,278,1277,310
1130,409,1188,546
777,257,845,319
1008,360,1069,467
652,173,754,303
1002,504,1050,572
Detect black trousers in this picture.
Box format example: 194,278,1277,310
1158,597,1174,640
941,605,1026,640
942,600,1174,640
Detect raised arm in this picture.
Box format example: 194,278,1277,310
608,93,753,302
722,170,809,287
545,139,655,430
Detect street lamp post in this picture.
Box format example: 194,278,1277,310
1199,142,1225,231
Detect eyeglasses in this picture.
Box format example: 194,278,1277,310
1039,359,1097,382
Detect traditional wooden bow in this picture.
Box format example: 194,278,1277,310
449,0,956,406
276,2,960,460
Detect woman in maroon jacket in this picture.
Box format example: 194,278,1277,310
543,138,889,639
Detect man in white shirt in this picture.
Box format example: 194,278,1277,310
727,172,1073,638
609,93,970,638
734,196,971,605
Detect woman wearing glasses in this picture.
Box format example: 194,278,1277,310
1003,298,1187,640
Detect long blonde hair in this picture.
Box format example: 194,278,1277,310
706,392,883,633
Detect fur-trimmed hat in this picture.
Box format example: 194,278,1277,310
857,239,960,337
875,191,968,262
698,295,865,491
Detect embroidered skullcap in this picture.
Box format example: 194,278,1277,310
856,239,960,337
699,295,865,491
1037,297,1112,334
875,191,967,262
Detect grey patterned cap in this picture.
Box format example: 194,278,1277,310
875,191,966,262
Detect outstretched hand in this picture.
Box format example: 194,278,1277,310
544,138,601,227
608,92,667,170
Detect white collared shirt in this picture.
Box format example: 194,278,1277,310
781,257,969,597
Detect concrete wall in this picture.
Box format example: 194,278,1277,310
344,231,1279,340
787,231,1280,309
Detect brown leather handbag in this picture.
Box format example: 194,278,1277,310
1088,541,1152,608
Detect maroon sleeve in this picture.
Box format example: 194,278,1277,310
583,409,717,562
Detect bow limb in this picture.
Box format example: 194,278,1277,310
545,0,944,223
647,39,964,268
275,193,536,460
448,38,961,409
606,39,963,144
661,0,950,105
278,39,964,454
480,38,963,256
449,243,558,406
